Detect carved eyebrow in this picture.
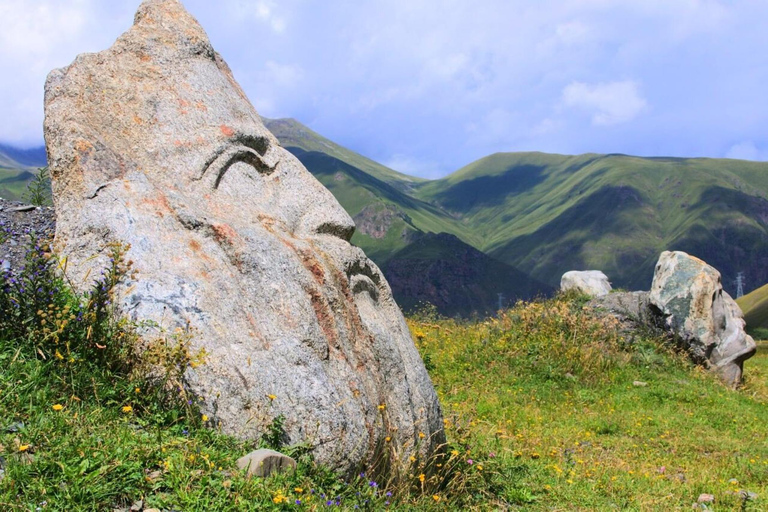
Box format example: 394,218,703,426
196,134,277,187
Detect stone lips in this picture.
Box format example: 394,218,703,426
649,251,756,387
44,0,443,472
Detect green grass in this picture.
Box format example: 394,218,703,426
2,240,765,511
737,283,768,332
409,300,768,510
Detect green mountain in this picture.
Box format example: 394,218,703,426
413,152,768,296
0,145,44,201
7,119,768,314
382,232,552,317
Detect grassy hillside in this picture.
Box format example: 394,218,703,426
414,152,768,296
8,123,768,313
4,243,767,510
383,232,552,316
737,283,768,333
262,117,425,192
409,303,768,510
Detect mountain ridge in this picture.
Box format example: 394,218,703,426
5,118,768,315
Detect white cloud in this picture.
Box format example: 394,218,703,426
725,141,768,161
264,61,303,87
562,80,647,126
382,154,442,179
228,0,285,33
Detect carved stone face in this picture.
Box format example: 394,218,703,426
44,0,443,473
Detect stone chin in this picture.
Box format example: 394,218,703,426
44,0,444,473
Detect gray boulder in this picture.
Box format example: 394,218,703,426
649,251,756,386
44,0,443,473
237,449,296,478
560,270,612,297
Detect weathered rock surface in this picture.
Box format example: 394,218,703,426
0,198,55,274
44,0,443,473
560,270,612,297
587,291,654,344
649,251,756,386
237,449,296,478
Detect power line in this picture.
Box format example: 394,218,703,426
735,272,745,298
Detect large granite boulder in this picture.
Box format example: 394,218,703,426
560,270,612,297
649,251,756,386
44,0,443,473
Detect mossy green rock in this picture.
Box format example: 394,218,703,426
649,251,756,386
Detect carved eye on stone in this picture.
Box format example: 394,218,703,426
347,260,381,303
199,135,277,188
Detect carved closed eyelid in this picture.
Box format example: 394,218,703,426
196,134,277,187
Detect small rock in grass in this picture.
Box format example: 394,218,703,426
129,501,143,511
237,449,296,478
633,381,648,387
697,493,715,503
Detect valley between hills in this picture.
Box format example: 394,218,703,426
4,119,768,323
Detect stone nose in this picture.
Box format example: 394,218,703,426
296,193,356,241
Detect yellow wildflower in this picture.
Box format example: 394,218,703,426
385,436,391,442
418,431,425,439
294,487,303,493
122,405,133,413
451,450,459,456
202,414,209,422
432,495,440,502
134,387,141,394
377,404,386,411
52,404,64,411
477,464,483,471
267,394,277,401
419,473,425,483
18,444,29,452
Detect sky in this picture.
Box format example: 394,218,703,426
2,0,768,178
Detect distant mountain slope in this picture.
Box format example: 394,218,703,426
262,117,424,192
414,152,768,296
737,283,768,332
0,144,46,201
0,144,46,168
6,121,768,313
382,232,553,317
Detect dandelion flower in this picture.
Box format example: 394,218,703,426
52,404,64,411
451,450,459,456
418,432,425,439
385,436,391,442
267,394,277,401
134,387,141,394
122,405,133,413
432,495,440,502
202,414,209,422
377,404,386,411
18,444,29,452
419,473,425,483
294,487,303,493
477,465,483,471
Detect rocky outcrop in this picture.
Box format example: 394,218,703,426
649,251,756,386
560,270,612,297
44,0,443,473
